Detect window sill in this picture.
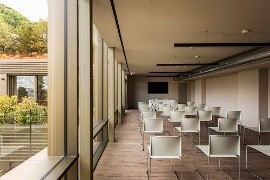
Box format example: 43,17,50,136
1,148,64,180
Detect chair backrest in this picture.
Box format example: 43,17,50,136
198,111,212,121
170,111,185,123
218,118,238,131
209,135,240,156
140,106,151,113
187,102,195,107
162,107,172,116
150,136,181,157
181,118,200,131
197,104,206,111
226,111,241,120
170,101,178,108
209,107,221,116
143,118,163,132
138,102,147,108
177,104,186,111
158,103,166,111
185,107,197,116
142,111,156,120
259,118,270,132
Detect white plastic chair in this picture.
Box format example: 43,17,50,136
243,118,270,144
185,106,197,117
198,111,212,131
142,118,163,151
246,145,270,179
226,110,241,134
177,104,186,111
158,103,166,111
209,107,221,125
161,107,173,118
197,104,206,111
175,117,200,144
170,101,178,109
209,118,238,135
147,136,182,179
187,101,195,107
167,111,185,131
195,135,240,180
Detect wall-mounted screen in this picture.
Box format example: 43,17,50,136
148,82,168,94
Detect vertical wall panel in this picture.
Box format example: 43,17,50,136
238,70,259,127
206,74,238,117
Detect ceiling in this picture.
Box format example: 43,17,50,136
93,0,270,76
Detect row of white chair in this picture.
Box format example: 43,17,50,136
147,135,241,179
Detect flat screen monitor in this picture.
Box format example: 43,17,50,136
148,82,168,94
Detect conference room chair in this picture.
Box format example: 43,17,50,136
185,106,197,117
246,145,270,179
243,118,270,145
175,117,200,145
142,118,163,151
177,104,186,111
198,111,212,132
170,101,178,110
161,106,173,119
197,104,206,111
209,107,221,126
158,103,166,112
208,118,238,135
195,135,240,180
167,111,185,131
226,110,242,134
187,101,195,107
147,136,182,179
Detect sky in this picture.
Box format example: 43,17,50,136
0,0,48,22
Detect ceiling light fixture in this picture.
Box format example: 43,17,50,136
157,63,218,66
174,42,270,47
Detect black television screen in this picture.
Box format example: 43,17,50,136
148,82,168,94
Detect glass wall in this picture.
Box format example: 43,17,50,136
92,24,109,168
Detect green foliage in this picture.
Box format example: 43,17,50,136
0,4,47,57
0,4,30,28
0,96,47,125
17,86,28,100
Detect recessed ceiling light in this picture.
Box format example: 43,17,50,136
170,61,173,64
195,55,200,58
189,47,194,50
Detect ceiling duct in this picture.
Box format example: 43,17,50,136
174,48,270,81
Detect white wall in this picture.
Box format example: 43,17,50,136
0,74,7,96
190,81,195,102
195,79,206,105
238,70,259,127
127,76,178,109
206,74,238,117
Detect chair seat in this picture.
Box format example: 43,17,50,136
196,145,238,158
144,130,163,133
209,127,237,133
200,119,211,122
168,118,181,123
247,145,270,157
175,127,198,133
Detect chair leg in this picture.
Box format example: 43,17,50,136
142,132,144,151
207,157,210,180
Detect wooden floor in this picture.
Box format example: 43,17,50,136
94,110,270,179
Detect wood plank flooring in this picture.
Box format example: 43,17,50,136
94,110,270,179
